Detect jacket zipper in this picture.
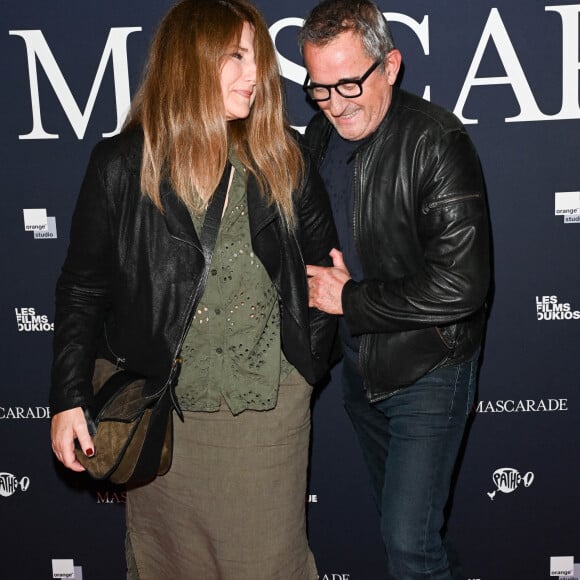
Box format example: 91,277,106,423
103,315,184,414
103,323,126,369
165,267,208,421
422,193,480,215
352,153,372,388
290,229,307,330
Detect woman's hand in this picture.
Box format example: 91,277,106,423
51,407,94,472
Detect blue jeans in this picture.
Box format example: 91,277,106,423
342,353,478,580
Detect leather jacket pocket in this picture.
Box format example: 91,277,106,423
362,326,453,401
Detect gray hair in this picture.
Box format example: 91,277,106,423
298,0,395,61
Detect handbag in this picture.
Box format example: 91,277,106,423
75,358,174,484
74,162,232,485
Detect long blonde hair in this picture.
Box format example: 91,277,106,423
125,0,303,226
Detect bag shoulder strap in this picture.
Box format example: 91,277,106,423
169,162,232,418
199,161,231,260
191,161,231,311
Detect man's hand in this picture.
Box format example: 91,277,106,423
306,248,351,315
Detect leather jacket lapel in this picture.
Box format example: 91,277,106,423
247,175,277,237
247,175,305,330
160,180,202,251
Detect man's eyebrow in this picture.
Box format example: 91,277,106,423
311,74,362,86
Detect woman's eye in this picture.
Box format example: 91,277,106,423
231,52,243,61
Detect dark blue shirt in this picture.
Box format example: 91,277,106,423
319,130,367,363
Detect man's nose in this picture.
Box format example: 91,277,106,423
326,89,348,116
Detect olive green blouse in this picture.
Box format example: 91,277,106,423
175,154,293,415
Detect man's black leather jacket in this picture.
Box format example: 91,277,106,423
305,88,491,402
50,128,337,415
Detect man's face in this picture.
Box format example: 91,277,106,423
303,31,399,141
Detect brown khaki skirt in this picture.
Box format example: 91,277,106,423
126,368,317,580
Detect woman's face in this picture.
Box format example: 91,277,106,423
221,22,257,121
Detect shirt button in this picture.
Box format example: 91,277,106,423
211,268,217,276
216,347,223,354
215,308,221,315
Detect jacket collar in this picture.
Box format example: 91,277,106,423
246,173,278,239
357,85,400,153
160,171,278,250
160,181,202,251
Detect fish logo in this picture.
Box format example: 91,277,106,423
0,472,31,497
487,467,534,500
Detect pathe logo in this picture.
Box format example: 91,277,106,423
319,575,351,580
52,559,83,579
550,555,579,578
0,472,31,498
555,191,580,223
487,467,534,500
23,208,58,239
536,296,580,321
15,307,54,332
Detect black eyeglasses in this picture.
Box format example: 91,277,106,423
303,59,382,102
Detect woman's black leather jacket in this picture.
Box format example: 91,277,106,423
50,128,337,414
305,88,491,402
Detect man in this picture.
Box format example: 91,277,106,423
300,1,490,578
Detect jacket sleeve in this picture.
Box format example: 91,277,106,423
50,142,116,414
342,128,490,335
296,151,339,372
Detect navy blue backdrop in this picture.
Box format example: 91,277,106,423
2,1,579,579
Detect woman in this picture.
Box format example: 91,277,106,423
50,1,337,578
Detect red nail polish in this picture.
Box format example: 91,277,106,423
86,448,94,457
